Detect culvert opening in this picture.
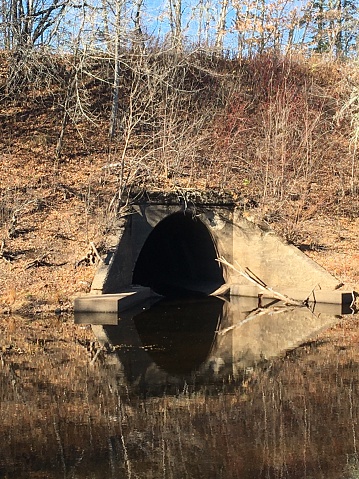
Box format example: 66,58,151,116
132,212,224,297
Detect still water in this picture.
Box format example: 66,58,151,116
1,296,359,479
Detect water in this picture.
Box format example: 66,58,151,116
1,296,359,478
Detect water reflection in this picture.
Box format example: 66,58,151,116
1,300,359,479
82,297,345,394
134,296,222,375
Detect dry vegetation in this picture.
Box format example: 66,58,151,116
1,8,359,476
0,49,358,314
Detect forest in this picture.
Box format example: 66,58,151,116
0,0,358,311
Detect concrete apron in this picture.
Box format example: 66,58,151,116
74,284,357,317
230,284,356,307
74,286,159,322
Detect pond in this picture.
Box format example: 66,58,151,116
1,296,359,479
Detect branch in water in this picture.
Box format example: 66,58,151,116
215,256,307,307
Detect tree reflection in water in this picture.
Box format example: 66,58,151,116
1,309,359,478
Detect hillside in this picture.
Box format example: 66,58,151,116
0,50,358,314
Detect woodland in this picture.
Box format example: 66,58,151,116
1,4,359,477
0,0,358,311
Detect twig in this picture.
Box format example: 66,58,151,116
90,347,103,366
25,255,52,269
89,242,103,263
218,305,298,336
210,282,232,296
304,284,321,304
217,256,306,306
76,242,103,267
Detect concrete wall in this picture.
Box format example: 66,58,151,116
91,198,341,296
229,210,340,292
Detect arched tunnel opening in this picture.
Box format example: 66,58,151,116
132,212,224,296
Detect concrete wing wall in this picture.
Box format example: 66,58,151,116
230,209,341,293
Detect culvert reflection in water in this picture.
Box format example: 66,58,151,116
91,296,346,394
2,299,359,479
94,296,224,396
133,296,223,376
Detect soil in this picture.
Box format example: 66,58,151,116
0,55,358,316
0,143,358,315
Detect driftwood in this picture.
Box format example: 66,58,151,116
210,282,232,296
0,239,16,263
214,256,307,307
25,254,53,269
76,242,103,267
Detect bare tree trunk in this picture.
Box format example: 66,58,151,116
258,0,266,53
109,0,122,138
1,0,10,47
101,0,110,50
133,0,145,51
56,75,76,159
215,0,229,52
169,0,183,52
335,0,343,58
203,0,211,48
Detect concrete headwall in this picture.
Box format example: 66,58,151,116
90,192,341,297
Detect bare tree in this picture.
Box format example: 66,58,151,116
109,0,124,138
168,0,183,51
0,0,69,49
215,0,229,52
133,0,145,51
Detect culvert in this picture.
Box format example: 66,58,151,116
132,212,224,296
85,190,348,308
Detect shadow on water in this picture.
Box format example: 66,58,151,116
2,297,359,478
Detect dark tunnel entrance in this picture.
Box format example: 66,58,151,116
132,212,224,296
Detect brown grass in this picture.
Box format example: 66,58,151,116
0,50,358,313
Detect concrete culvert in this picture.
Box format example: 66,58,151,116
132,212,224,297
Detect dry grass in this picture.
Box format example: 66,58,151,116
0,51,358,313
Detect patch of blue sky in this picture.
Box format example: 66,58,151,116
50,0,312,54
